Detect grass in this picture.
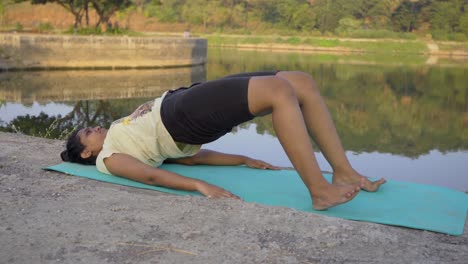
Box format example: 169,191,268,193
204,34,429,54
436,41,468,52
63,26,143,36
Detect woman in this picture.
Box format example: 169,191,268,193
61,71,386,210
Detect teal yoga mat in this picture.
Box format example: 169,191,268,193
45,163,468,236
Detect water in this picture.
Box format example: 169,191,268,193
1,48,467,191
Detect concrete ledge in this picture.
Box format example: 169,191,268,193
0,131,467,263
0,34,207,70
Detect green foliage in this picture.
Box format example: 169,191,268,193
206,34,426,54
286,36,301,45
344,30,417,40
302,38,340,47
65,26,102,35
138,0,468,40
63,25,138,35
37,22,54,32
0,2,5,23
430,0,464,33
241,37,264,44
6,0,466,40
14,22,23,31
144,0,181,22
26,0,132,29
448,33,467,42
460,14,468,36
90,0,133,27
29,0,88,28
432,31,468,41
335,17,363,35
391,0,423,32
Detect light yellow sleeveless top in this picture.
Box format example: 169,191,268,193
96,92,201,175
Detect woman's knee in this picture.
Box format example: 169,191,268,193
277,71,320,96
268,76,298,103
248,75,298,115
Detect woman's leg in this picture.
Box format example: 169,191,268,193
275,71,386,191
247,75,361,210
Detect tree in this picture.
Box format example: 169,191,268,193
276,0,315,31
0,0,9,26
459,13,468,36
144,0,184,23
313,0,344,33
391,0,424,32
24,0,133,29
335,17,362,35
181,0,217,31
429,0,465,33
28,0,88,28
90,0,133,28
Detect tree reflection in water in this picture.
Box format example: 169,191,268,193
0,100,117,139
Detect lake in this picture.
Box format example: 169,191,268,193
0,48,467,192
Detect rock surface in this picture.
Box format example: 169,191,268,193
0,132,466,263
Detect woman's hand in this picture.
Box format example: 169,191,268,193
244,157,281,170
196,181,241,200
168,150,282,171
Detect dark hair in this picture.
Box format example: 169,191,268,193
60,128,96,165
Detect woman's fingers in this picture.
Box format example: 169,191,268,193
209,191,241,200
216,189,241,200
201,183,241,200
246,158,281,170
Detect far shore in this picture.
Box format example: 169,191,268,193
1,31,467,58
208,42,468,58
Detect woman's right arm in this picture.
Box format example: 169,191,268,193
103,153,240,199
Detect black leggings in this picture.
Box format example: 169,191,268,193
160,71,277,144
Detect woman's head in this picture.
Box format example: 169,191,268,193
61,126,107,165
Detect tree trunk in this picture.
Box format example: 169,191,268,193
85,0,89,27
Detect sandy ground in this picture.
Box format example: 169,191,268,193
0,131,467,264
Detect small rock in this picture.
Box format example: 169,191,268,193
182,230,202,240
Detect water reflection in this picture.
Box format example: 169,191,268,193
0,66,206,137
0,66,206,103
206,50,467,158
0,49,467,190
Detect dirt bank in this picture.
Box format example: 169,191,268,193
0,132,466,263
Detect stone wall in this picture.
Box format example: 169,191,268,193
0,34,207,70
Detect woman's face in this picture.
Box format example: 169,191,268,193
77,126,108,158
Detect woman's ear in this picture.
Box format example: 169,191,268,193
80,149,92,159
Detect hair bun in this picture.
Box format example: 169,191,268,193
60,150,70,161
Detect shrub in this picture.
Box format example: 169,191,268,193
431,30,448,41
64,26,101,35
241,37,264,44
302,38,339,47
286,36,301,45
37,22,54,33
14,22,23,31
63,26,137,36
344,29,417,40
448,33,467,42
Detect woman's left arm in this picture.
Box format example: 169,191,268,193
166,149,281,170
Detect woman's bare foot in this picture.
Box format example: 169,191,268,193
333,168,386,192
311,181,362,210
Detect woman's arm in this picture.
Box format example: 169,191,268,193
104,153,240,199
166,149,280,170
